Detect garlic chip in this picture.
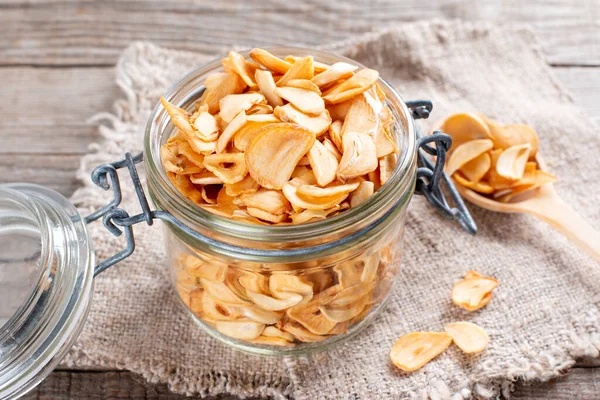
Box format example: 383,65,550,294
444,321,489,354
274,86,325,115
219,92,265,123
307,140,339,187
445,139,494,176
311,62,357,88
274,103,332,136
390,332,453,372
249,48,292,75
245,123,315,190
441,112,493,150
203,153,248,184
495,143,531,180
322,68,379,104
255,69,284,107
337,132,378,181
451,271,498,311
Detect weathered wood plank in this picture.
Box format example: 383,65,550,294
0,65,597,199
0,0,598,66
553,67,600,123
22,370,252,400
0,67,117,154
23,368,600,400
0,154,82,195
512,367,600,399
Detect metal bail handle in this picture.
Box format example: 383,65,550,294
406,100,477,235
84,99,476,276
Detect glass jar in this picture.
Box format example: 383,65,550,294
144,48,418,354
0,184,94,399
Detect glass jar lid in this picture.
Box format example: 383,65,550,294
0,184,95,400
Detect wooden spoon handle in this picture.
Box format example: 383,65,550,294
523,196,600,262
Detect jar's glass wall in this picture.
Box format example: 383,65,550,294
167,202,407,354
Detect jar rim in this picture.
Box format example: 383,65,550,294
144,46,417,244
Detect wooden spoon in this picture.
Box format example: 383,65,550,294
455,155,600,262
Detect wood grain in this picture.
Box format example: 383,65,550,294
23,368,600,400
0,67,116,154
1,0,598,66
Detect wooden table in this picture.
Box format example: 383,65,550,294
2,1,598,398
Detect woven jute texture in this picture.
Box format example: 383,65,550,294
63,21,600,399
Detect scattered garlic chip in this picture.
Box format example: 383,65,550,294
451,271,498,311
245,123,316,190
390,332,453,372
249,48,292,75
274,86,325,115
322,68,379,104
311,62,358,88
459,152,491,183
307,140,339,186
274,103,332,136
255,69,284,107
445,139,494,176
203,153,248,184
337,132,378,180
441,113,493,150
277,56,315,87
219,92,265,123
200,72,247,114
444,321,489,354
350,181,375,207
215,320,265,340
494,143,531,180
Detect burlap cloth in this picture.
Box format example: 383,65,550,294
63,21,600,399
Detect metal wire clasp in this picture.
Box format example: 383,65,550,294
406,100,477,234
